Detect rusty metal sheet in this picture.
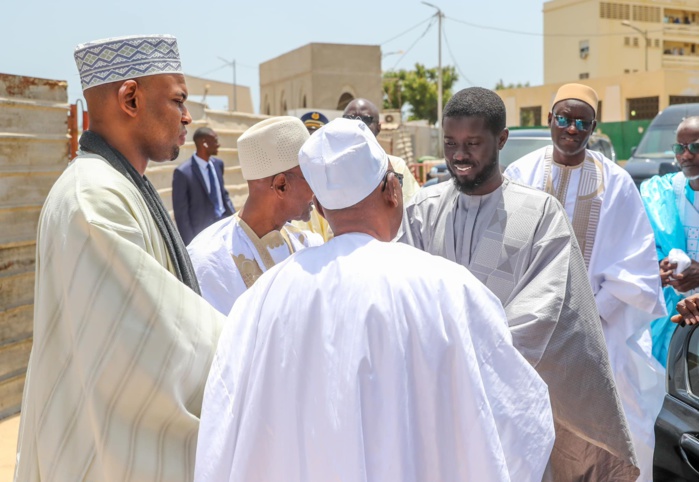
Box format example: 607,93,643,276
0,73,67,103
0,135,69,172
0,172,62,209
0,98,69,136
0,243,35,278
0,371,25,419
0,272,33,312
0,206,41,246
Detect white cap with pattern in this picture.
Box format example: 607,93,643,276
74,34,182,91
298,118,388,210
237,117,310,180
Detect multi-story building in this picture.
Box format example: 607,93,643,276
499,0,699,126
259,43,382,116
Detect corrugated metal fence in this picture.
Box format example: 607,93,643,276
0,74,69,419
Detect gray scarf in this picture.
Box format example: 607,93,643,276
79,131,201,294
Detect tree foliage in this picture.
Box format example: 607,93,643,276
494,79,530,90
383,64,458,125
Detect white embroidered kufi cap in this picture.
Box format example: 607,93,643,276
237,116,310,180
298,118,388,210
74,34,182,91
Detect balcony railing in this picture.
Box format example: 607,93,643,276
663,23,699,38
662,53,699,68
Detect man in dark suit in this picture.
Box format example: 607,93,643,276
173,127,235,245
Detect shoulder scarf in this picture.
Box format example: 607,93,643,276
79,131,201,294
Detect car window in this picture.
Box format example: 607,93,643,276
688,327,699,395
500,138,552,168
635,125,677,158
587,138,614,161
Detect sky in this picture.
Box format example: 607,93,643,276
1,0,546,112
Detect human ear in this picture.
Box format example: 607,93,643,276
117,80,139,118
498,128,509,150
314,195,325,218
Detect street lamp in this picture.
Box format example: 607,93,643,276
422,1,444,156
621,21,648,72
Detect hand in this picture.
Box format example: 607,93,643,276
660,257,677,287
673,294,699,325
668,259,699,293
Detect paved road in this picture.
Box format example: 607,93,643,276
0,415,19,482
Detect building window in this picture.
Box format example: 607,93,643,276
670,96,699,106
520,106,542,127
624,69,630,73
580,40,590,59
579,73,590,79
628,96,659,120
597,101,603,122
655,39,660,48
633,37,639,47
632,5,661,23
624,36,630,46
302,95,307,108
600,2,630,20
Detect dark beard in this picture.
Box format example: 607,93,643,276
170,146,180,161
446,155,499,194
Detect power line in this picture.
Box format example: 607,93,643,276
391,16,437,71
442,23,474,87
446,15,663,38
380,15,434,45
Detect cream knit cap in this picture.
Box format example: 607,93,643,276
237,116,310,180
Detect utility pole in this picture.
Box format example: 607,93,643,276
218,57,238,111
422,2,444,157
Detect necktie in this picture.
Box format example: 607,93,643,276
206,162,222,217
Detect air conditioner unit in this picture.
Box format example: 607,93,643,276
384,113,395,123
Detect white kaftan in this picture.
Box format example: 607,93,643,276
195,234,554,482
506,147,667,481
14,154,224,482
187,213,323,315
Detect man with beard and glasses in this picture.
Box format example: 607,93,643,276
14,35,224,482
506,84,666,482
642,117,699,361
187,117,323,315
399,87,640,481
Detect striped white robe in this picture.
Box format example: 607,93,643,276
14,154,224,482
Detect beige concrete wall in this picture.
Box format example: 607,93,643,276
497,69,699,125
259,43,381,115
0,74,69,420
184,74,254,114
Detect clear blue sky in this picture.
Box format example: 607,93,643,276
2,0,545,112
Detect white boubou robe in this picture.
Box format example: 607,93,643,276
194,233,554,482
506,146,667,482
14,154,224,482
187,213,323,315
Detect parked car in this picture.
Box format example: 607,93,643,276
654,321,699,480
499,128,616,169
624,103,699,187
422,128,616,187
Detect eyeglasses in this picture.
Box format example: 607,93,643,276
553,114,594,132
381,170,404,191
672,142,699,155
342,114,375,126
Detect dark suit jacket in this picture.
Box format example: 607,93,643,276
172,155,235,245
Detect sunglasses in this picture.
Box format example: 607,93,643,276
381,171,404,191
672,142,699,155
342,114,375,126
553,114,594,132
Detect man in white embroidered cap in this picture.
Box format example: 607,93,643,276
187,116,323,316
14,35,224,482
193,117,555,482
